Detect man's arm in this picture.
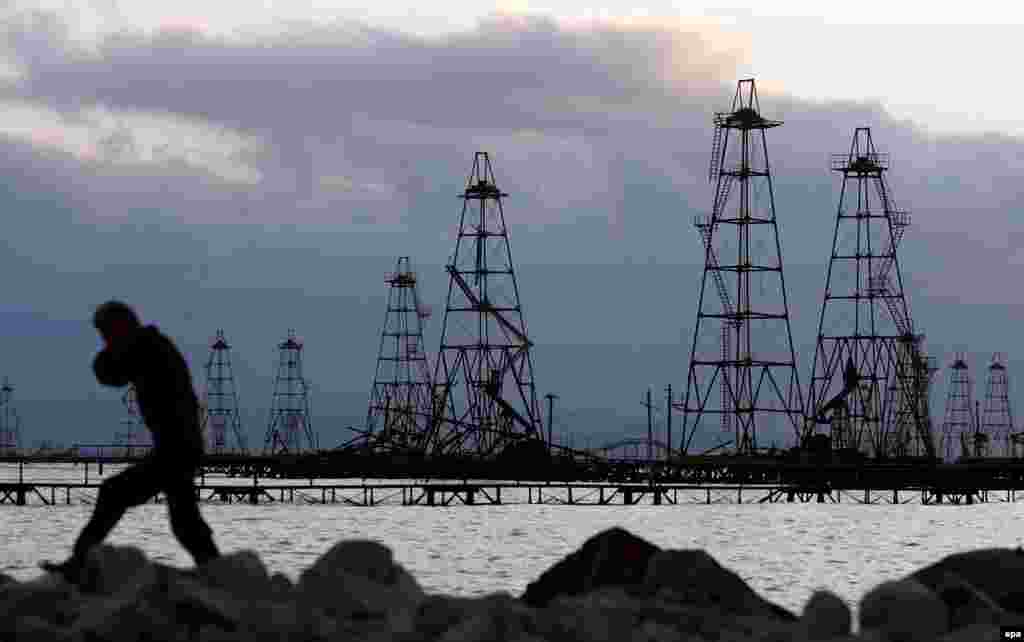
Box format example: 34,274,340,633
92,344,134,387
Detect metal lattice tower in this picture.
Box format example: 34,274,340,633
0,379,20,455
264,330,316,455
203,330,248,454
941,354,977,461
425,151,544,458
982,353,1014,457
113,385,147,455
680,78,804,456
805,127,936,459
365,257,434,453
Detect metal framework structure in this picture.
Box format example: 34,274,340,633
941,354,977,461
425,151,544,458
365,257,434,453
680,78,804,456
264,330,316,455
203,330,248,454
0,379,20,455
981,353,1014,457
805,127,936,458
113,385,148,455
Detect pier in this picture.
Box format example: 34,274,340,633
1,454,1024,507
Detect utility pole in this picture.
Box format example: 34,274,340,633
665,383,673,462
645,387,653,461
545,393,558,455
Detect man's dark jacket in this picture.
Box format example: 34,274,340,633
92,325,203,456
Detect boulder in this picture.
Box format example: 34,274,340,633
642,549,797,621
198,550,276,601
6,614,80,642
69,595,175,641
80,544,157,596
437,593,538,642
860,579,948,642
0,576,79,630
939,622,1002,641
801,590,851,639
521,527,660,607
296,539,425,623
924,570,1011,630
415,595,483,639
911,548,1024,614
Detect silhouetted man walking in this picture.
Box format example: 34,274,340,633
46,301,219,580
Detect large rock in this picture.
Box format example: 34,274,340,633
296,539,425,626
911,548,1024,614
860,579,948,642
801,590,851,639
198,550,279,601
68,594,174,641
521,527,660,608
924,570,1011,631
0,576,79,630
642,548,797,621
79,544,158,596
436,593,539,642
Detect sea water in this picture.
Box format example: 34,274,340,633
2,464,1023,616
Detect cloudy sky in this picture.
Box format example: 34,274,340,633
2,1,1023,453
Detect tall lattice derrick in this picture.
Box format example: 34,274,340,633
680,78,804,456
0,379,21,455
203,330,248,454
426,151,543,458
113,385,148,455
264,330,316,454
805,127,935,459
981,353,1014,457
941,354,976,460
365,257,434,453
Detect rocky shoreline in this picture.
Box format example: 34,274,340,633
1,526,1018,641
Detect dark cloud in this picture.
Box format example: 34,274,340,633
0,11,1023,449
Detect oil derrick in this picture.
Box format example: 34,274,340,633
365,257,434,453
680,78,804,456
426,151,543,458
941,354,977,460
264,330,316,454
0,379,20,455
805,127,936,459
981,353,1014,457
113,385,147,455
202,330,248,454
